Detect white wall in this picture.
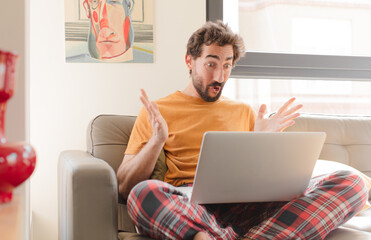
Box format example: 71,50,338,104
29,0,206,239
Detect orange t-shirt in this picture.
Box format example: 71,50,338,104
125,91,256,186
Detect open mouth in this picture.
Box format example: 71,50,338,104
210,85,221,94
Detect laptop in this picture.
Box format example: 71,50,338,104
177,131,326,204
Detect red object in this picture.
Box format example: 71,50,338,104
0,50,36,203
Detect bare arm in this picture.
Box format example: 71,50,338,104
117,137,164,199
117,89,168,199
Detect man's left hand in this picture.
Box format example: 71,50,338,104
254,97,303,132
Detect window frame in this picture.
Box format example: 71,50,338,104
206,0,371,81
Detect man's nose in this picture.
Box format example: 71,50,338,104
100,2,110,29
214,66,225,83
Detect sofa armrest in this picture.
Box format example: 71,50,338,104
58,150,118,240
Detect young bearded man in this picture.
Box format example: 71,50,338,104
116,21,369,240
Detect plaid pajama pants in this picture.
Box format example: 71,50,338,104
127,170,369,240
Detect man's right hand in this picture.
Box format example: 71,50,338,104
117,89,168,199
140,89,169,144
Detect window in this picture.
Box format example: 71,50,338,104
237,0,371,56
223,79,371,115
207,0,371,115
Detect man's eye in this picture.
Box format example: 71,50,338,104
224,64,232,69
207,62,215,67
91,0,100,9
109,0,122,4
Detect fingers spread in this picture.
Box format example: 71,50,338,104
280,112,300,124
277,97,296,114
140,89,150,107
149,101,161,120
140,96,153,120
140,89,155,121
151,101,160,112
279,120,296,132
283,104,303,117
140,89,150,103
257,104,267,119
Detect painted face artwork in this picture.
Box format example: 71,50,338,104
83,0,135,61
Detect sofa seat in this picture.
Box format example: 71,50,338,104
325,208,371,239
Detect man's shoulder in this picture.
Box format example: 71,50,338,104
154,91,186,107
155,91,178,103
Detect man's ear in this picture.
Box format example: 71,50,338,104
185,54,193,70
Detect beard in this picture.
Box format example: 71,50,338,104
192,73,224,102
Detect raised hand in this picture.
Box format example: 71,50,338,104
139,89,169,143
254,97,303,132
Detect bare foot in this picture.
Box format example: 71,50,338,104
193,232,211,240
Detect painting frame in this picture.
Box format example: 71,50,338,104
64,0,154,63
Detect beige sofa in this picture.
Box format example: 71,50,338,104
58,114,371,240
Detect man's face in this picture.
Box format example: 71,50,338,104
187,44,234,102
84,0,133,60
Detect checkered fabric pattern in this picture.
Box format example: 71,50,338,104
127,170,369,240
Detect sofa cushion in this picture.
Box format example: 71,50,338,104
150,149,167,181
313,160,371,211
325,227,371,239
342,208,371,232
87,114,137,173
286,113,371,200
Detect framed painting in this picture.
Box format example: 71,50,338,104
64,0,154,63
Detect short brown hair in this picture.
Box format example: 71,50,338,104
186,21,245,65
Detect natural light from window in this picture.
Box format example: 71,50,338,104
223,0,371,116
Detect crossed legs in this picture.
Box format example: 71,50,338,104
127,170,368,240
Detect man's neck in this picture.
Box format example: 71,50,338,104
182,82,201,98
